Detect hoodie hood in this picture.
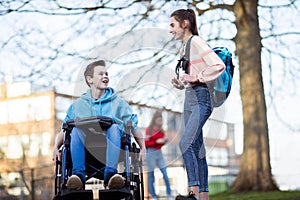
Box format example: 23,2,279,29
69,87,117,118
81,87,117,103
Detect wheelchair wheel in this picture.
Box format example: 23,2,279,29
132,174,144,200
54,159,62,195
128,143,144,200
55,147,73,195
125,159,144,200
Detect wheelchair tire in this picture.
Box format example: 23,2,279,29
54,160,62,195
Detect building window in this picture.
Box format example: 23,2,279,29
7,135,23,159
0,101,8,124
28,132,51,157
1,132,51,159
27,96,51,121
55,96,73,121
207,147,228,166
0,95,52,124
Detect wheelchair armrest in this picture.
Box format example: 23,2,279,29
121,120,135,148
121,135,131,148
124,120,134,134
63,116,114,133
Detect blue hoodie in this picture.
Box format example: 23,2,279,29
64,87,138,132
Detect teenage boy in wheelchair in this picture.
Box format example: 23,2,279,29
52,60,146,196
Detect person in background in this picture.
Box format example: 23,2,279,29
169,9,225,200
52,60,146,189
145,110,172,200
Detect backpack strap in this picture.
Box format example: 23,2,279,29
175,35,194,79
184,35,193,61
182,35,194,74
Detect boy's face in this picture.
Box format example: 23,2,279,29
88,65,109,90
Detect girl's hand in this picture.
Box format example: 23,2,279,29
156,138,166,144
171,77,185,90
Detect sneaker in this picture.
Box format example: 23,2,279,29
175,191,197,200
107,174,125,189
66,175,83,190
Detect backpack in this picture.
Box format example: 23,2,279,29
175,36,235,107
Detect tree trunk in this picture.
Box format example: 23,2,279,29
231,0,278,192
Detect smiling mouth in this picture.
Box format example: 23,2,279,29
102,79,109,83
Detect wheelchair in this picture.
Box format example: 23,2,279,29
54,116,144,200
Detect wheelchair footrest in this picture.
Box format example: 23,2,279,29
98,187,132,200
60,189,93,200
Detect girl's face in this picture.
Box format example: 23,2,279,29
169,16,185,40
155,117,163,127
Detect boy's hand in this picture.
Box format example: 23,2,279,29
52,147,60,163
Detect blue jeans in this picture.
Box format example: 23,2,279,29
146,148,171,198
70,124,122,183
179,85,213,192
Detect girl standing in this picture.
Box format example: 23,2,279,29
169,9,225,200
145,110,172,200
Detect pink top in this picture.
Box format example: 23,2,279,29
180,36,225,87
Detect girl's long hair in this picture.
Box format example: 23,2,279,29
147,110,164,136
170,9,199,36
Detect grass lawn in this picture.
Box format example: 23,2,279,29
211,190,300,200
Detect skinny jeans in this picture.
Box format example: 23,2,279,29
179,85,213,192
146,148,171,198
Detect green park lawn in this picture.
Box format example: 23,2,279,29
211,190,300,200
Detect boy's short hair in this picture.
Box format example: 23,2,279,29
84,60,106,87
